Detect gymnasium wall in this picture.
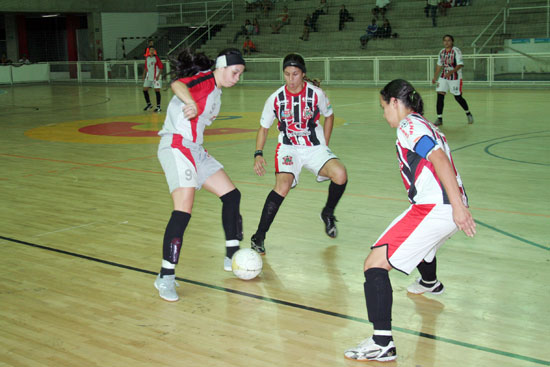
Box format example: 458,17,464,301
101,13,158,60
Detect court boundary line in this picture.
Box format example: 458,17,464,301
1,235,548,366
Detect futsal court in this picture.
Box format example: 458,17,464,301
0,82,549,366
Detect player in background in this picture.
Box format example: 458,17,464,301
143,47,164,112
432,35,474,126
344,79,476,362
251,53,348,255
154,48,246,302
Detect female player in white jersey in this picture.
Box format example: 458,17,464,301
154,48,246,302
250,53,348,255
142,47,164,112
433,35,474,126
344,79,476,362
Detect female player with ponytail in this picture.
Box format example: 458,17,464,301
344,79,476,362
250,53,348,255
154,48,246,302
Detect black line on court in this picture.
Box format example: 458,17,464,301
452,130,550,152
484,136,550,166
1,235,549,366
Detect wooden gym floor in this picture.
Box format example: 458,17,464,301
0,83,549,367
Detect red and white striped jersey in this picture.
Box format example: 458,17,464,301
144,55,163,81
260,82,333,146
437,47,464,80
396,113,468,205
158,70,221,145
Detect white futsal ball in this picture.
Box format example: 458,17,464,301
232,248,263,280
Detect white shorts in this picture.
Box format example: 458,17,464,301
274,143,338,188
144,79,162,89
372,204,458,275
436,77,463,96
158,134,223,192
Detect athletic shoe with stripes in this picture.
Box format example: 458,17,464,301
434,117,443,126
407,277,445,295
320,212,338,238
344,337,397,362
154,274,179,302
250,234,265,255
143,103,153,111
467,113,474,124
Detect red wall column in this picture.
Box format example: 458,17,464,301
16,15,28,58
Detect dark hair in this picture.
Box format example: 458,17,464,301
443,34,454,43
283,53,306,73
380,79,424,115
171,48,214,81
217,47,243,59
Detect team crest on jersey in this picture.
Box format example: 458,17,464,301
282,155,293,165
302,106,313,120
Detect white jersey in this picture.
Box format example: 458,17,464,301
260,82,333,146
145,55,162,81
158,71,221,145
437,47,464,80
396,113,468,205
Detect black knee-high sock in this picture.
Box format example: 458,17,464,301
436,93,445,115
160,210,191,277
143,90,151,104
220,188,242,258
454,94,470,112
417,257,437,285
155,91,161,106
255,190,285,239
323,180,347,215
364,268,393,346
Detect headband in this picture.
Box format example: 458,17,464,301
215,53,245,69
283,60,306,73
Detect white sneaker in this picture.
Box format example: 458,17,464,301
467,113,474,124
154,274,179,302
407,277,444,295
344,337,397,362
224,257,232,271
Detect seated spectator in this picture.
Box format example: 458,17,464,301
271,7,290,34
253,18,260,35
359,18,378,48
372,0,390,20
243,36,257,56
316,0,329,15
300,14,313,41
377,18,392,38
18,54,31,64
338,4,354,31
1,54,13,65
234,19,253,42
439,0,452,16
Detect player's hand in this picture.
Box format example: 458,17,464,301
431,78,436,84
452,205,476,238
183,102,198,119
444,71,452,78
254,155,267,176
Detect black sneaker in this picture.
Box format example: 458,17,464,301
143,103,153,111
467,113,474,124
320,211,338,238
154,106,162,113
251,234,265,255
434,117,443,126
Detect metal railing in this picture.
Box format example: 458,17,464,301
160,1,234,55
473,1,550,54
3,53,549,86
157,0,233,27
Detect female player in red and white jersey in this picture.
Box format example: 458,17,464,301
142,47,164,112
432,34,474,126
154,48,245,302
345,79,476,362
251,53,348,255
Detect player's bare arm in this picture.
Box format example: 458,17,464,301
323,114,335,146
171,81,198,119
428,148,476,237
432,65,442,84
254,127,269,176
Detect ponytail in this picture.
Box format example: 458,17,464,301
170,48,214,82
380,79,424,115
